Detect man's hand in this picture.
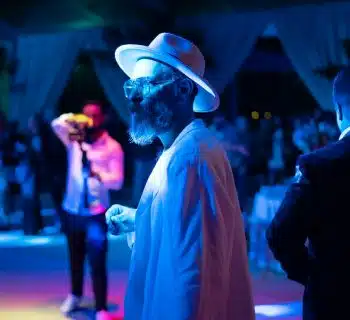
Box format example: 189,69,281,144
106,204,136,236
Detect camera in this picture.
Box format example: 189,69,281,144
67,114,93,143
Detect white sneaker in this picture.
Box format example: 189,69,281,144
60,294,82,314
96,310,114,320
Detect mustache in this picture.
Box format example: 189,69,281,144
128,96,156,112
129,98,174,133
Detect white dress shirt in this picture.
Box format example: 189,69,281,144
52,114,124,215
339,126,350,140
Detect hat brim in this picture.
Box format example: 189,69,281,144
115,44,220,113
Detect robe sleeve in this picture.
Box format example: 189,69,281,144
159,158,208,319
126,232,135,249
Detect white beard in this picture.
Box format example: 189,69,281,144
128,115,157,146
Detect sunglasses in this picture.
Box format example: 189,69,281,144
123,76,180,100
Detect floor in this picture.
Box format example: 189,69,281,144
0,231,304,320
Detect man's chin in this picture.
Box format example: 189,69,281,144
128,130,156,146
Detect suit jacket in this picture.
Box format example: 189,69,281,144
266,133,350,320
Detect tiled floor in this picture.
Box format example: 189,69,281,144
0,232,303,319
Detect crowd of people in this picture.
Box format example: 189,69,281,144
0,108,339,234
0,111,66,233
209,111,339,214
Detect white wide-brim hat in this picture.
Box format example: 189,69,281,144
115,32,220,113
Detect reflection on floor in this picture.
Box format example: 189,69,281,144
0,231,303,319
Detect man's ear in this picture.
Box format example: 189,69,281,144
176,78,194,103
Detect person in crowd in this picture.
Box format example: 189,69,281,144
39,110,67,232
106,33,254,320
317,114,338,146
16,114,44,235
51,102,124,320
292,117,320,153
0,112,7,227
231,116,250,208
249,118,274,187
210,115,250,209
1,121,23,225
266,67,350,320
268,126,285,185
234,115,249,144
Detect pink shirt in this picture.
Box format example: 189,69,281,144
52,114,124,215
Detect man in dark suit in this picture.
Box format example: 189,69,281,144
266,68,350,320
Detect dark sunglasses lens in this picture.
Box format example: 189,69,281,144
124,78,154,99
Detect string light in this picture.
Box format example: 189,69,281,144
251,111,259,120
264,112,272,119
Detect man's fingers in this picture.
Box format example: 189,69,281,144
107,209,122,235
106,205,121,221
108,219,121,235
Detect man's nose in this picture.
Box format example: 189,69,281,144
129,89,143,108
129,95,143,112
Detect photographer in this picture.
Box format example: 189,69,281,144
51,102,124,320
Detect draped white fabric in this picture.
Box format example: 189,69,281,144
8,28,130,127
81,28,130,124
176,12,269,94
8,2,350,125
275,3,350,110
9,32,81,127
92,56,130,124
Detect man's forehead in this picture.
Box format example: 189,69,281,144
83,104,101,113
131,59,171,80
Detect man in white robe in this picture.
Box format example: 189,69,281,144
106,33,255,320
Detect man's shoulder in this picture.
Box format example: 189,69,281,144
177,124,223,152
301,139,349,161
299,138,350,174
168,131,227,175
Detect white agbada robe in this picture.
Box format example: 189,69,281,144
125,119,255,320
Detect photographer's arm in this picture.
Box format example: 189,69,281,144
51,113,74,146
